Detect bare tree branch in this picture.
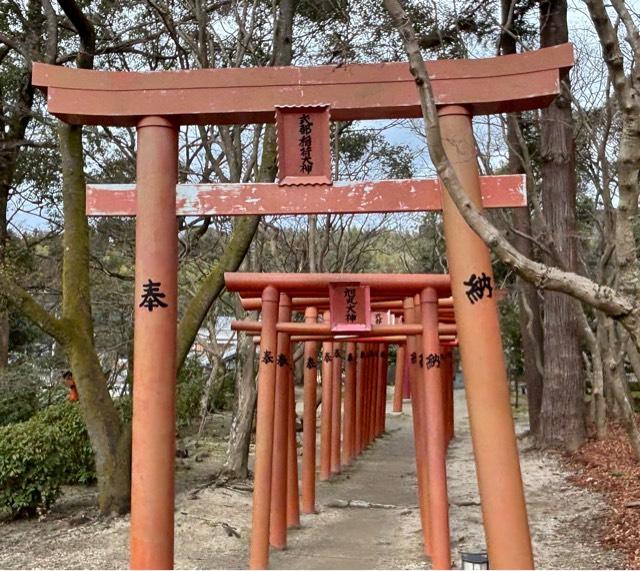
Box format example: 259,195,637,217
584,0,633,111
57,0,96,69
382,0,640,345
610,0,640,61
41,0,58,64
0,272,69,343
0,32,29,61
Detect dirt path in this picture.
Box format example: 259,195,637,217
269,410,425,570
0,389,624,569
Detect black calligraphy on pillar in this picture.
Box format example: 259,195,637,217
306,357,317,369
463,272,493,304
299,113,314,174
277,353,289,367
344,287,358,323
139,279,168,312
375,313,383,325
410,352,417,364
261,350,275,364
324,352,333,363
334,348,344,360
419,353,424,368
426,353,441,369
347,352,354,362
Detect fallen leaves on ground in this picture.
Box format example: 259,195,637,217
564,422,640,569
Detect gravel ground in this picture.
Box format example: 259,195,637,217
0,389,624,569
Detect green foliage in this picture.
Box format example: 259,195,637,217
0,402,95,518
0,361,68,426
176,356,207,428
338,128,414,180
0,380,39,426
116,394,133,424
175,355,235,429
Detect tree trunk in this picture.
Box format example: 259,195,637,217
592,346,607,441
609,373,640,461
0,0,46,368
626,338,640,382
598,316,620,419
0,191,9,369
197,354,223,437
223,0,296,478
69,336,131,513
601,317,640,460
578,311,607,439
500,0,544,436
538,0,585,452
515,278,544,435
308,215,318,272
223,330,257,478
59,122,131,514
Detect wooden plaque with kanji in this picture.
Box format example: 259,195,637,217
329,282,371,333
276,105,332,186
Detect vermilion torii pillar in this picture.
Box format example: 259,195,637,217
439,106,533,568
250,287,279,569
342,341,357,466
269,294,291,549
330,342,343,475
32,43,573,570
130,117,178,570
421,288,450,569
301,307,319,514
392,340,406,413
319,335,334,483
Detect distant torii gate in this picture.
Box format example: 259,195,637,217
32,42,573,571
226,274,458,568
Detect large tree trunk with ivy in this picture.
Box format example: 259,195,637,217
67,334,131,512
537,0,585,452
59,122,132,513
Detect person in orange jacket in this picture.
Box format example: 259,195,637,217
62,370,79,402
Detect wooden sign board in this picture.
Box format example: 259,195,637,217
276,105,332,186
329,283,371,333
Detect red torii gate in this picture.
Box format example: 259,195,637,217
226,275,458,568
31,42,573,571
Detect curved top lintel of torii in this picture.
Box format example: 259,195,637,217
32,43,573,127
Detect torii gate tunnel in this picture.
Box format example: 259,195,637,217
32,42,573,570
227,274,459,569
